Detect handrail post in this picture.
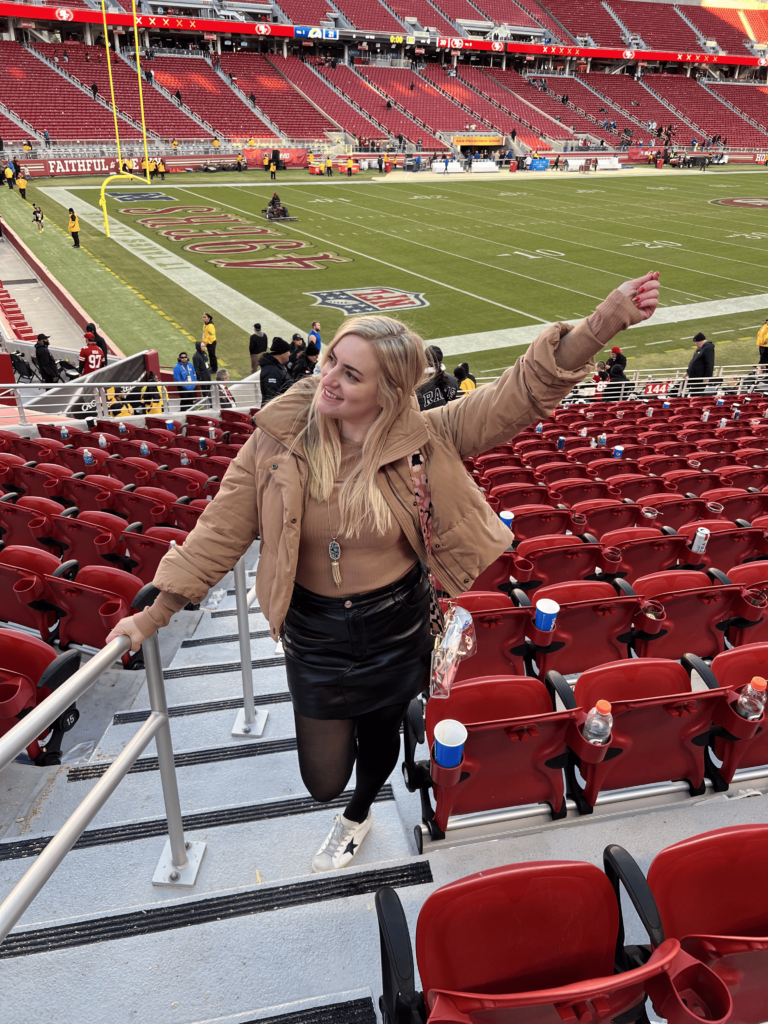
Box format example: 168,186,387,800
14,387,27,425
231,555,268,739
143,630,206,886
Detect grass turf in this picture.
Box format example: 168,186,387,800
3,164,767,379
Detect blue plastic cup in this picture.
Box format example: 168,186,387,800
613,445,624,459
433,719,468,768
534,598,560,632
557,435,565,450
500,511,514,530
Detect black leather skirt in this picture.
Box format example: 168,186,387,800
283,562,432,720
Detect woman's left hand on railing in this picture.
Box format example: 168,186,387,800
106,615,147,652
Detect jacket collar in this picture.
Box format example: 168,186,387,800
256,392,430,468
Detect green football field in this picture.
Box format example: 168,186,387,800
2,165,767,379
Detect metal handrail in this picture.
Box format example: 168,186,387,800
230,555,268,739
0,595,206,946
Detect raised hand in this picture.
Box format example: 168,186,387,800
618,271,660,323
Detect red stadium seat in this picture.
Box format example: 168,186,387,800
154,447,199,471
676,520,768,573
506,505,583,543
484,466,537,489
59,474,124,514
48,511,130,570
632,570,739,661
0,629,81,767
586,457,642,480
703,644,768,784
608,474,679,503
647,824,768,1024
0,495,74,551
548,479,615,506
491,483,557,512
514,535,610,591
0,453,28,493
700,488,768,524
440,598,530,678
112,486,177,531
124,525,187,584
524,580,639,677
661,470,715,497
571,499,649,539
171,498,210,531
638,495,712,532
569,658,727,810
12,436,68,464
153,467,218,500
0,545,63,640
14,463,74,501
603,528,690,585
45,565,143,662
533,463,589,487
718,466,768,491
376,860,718,1024
105,456,159,488
94,419,136,439
56,446,111,476
110,438,161,460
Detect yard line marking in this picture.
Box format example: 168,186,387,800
38,187,302,340
173,186,548,323
401,182,768,294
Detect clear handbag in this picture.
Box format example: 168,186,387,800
430,603,476,699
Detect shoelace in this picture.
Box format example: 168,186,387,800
322,816,351,857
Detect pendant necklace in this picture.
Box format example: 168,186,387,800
327,500,342,588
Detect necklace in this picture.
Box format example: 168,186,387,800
327,500,342,588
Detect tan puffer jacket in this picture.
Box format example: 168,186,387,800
154,300,630,640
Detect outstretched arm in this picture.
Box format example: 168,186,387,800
426,272,660,460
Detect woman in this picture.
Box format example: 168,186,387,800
140,371,169,415
193,340,212,404
68,208,80,248
291,341,319,380
415,345,459,410
107,273,660,873
202,313,217,373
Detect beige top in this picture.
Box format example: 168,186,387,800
295,437,416,597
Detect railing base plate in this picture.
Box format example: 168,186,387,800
231,707,269,739
152,839,206,888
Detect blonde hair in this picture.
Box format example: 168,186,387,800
276,315,426,536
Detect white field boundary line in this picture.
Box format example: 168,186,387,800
172,185,551,322
38,187,303,341
395,181,768,295
429,293,768,356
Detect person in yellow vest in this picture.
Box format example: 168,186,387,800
758,318,768,366
157,158,166,181
22,141,31,154
106,386,133,417
383,153,390,173
202,312,218,373
270,159,276,180
4,166,13,190
149,158,157,179
171,138,179,150
236,153,244,172
263,152,270,173
140,156,148,176
68,207,80,248
346,156,353,177
325,155,332,177
247,136,256,148
454,365,475,392
212,137,220,150
140,373,169,415
16,172,27,201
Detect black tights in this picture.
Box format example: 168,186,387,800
294,701,409,824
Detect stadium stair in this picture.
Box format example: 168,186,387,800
417,64,531,143
538,0,626,47
673,3,753,54
514,0,574,43
208,56,289,142
606,1,701,51
387,0,457,35
539,74,641,143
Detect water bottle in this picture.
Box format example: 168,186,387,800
139,441,150,456
118,421,127,434
701,409,710,423
97,433,108,448
535,422,543,434
82,448,94,467
208,425,217,439
60,425,69,440
198,437,208,452
735,677,767,721
169,539,177,549
598,433,607,447
580,427,587,437
646,407,653,418
690,527,710,554
719,417,727,428
590,437,597,448
582,700,613,745
180,450,191,466
165,419,174,432
733,405,740,421
500,511,514,530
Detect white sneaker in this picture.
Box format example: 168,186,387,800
312,812,372,873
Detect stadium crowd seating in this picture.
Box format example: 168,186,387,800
513,0,570,42
277,56,388,142
681,4,753,53
332,0,405,32
470,0,543,33
707,83,768,136
644,73,768,146
34,42,204,140
150,55,277,140
540,74,641,141
276,0,337,26
542,0,625,47
419,63,535,141
313,62,447,148
578,72,688,137
0,41,140,142
430,0,489,26
479,66,616,143
360,66,485,135
218,53,339,139
605,0,700,50
387,0,456,35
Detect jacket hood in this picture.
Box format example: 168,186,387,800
259,351,283,369
195,340,205,354
255,378,430,469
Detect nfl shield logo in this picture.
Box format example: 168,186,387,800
305,287,429,316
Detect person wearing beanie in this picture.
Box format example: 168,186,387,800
291,341,319,380
287,332,306,373
685,331,714,391
606,345,626,372
85,322,108,363
249,322,268,374
260,337,292,404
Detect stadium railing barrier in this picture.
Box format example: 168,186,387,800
0,584,206,948
230,554,269,740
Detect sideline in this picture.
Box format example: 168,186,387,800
431,291,768,356
38,187,302,340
